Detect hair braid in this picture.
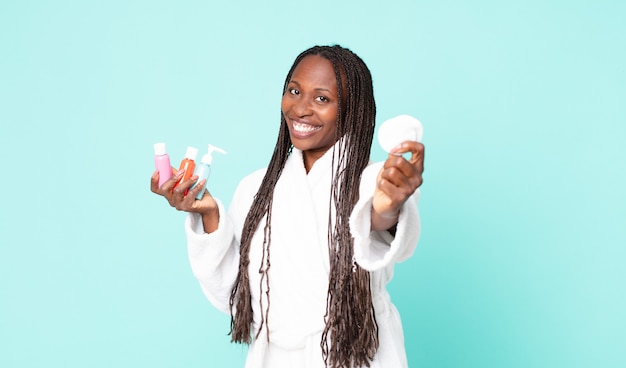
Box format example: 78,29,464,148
229,122,291,343
319,46,377,368
229,45,378,368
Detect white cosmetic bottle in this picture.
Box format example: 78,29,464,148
191,144,227,200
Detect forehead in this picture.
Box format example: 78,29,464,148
290,55,337,90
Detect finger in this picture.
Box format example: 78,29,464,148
377,177,411,206
180,178,215,212
410,142,425,171
150,171,160,194
390,141,425,166
389,140,420,155
161,170,185,194
383,154,417,179
389,147,425,184
380,160,423,195
170,173,191,205
172,175,201,209
380,166,412,189
177,175,199,192
187,178,207,201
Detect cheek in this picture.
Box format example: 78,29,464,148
280,95,290,114
323,105,338,123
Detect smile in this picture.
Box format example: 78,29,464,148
292,121,322,134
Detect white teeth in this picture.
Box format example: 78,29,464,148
293,121,321,134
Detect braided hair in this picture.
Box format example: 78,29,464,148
229,45,378,368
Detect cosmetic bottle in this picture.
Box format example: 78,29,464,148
173,146,199,193
191,144,227,200
154,142,172,188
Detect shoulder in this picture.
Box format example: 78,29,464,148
228,167,267,220
240,167,267,186
235,167,267,196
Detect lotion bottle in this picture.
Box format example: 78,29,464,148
191,144,227,200
173,146,199,193
153,142,172,188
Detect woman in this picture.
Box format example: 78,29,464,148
151,45,425,368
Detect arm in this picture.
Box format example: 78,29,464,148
186,202,239,314
350,141,425,271
150,168,239,313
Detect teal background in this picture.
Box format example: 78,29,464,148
1,1,624,367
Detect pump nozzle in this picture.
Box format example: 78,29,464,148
200,144,227,165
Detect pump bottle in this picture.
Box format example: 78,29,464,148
153,142,172,188
173,146,199,193
191,144,227,200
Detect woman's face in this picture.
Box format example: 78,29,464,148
281,55,339,171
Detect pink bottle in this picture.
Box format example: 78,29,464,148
154,142,172,188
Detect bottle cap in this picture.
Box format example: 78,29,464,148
184,146,199,160
377,115,423,153
201,144,227,165
154,142,167,155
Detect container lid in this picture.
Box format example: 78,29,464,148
184,146,199,160
154,142,167,155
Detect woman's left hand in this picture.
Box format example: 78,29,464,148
371,141,425,231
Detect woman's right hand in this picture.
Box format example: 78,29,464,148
150,169,220,233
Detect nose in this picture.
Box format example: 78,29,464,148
293,97,312,117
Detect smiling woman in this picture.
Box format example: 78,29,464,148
150,45,425,368
281,55,339,172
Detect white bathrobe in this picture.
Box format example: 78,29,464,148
185,146,420,368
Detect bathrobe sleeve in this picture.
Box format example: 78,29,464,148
350,162,421,271
184,169,265,314
185,199,239,314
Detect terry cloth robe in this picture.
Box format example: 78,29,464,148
185,145,421,368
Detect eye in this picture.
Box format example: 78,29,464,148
289,88,300,95
316,95,329,103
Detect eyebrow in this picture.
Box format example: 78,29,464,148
289,80,333,93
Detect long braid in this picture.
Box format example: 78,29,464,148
229,45,378,368
319,46,377,368
229,121,291,343
229,52,308,343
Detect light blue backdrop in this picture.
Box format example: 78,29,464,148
1,1,624,367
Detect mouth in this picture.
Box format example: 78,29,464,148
292,120,322,135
